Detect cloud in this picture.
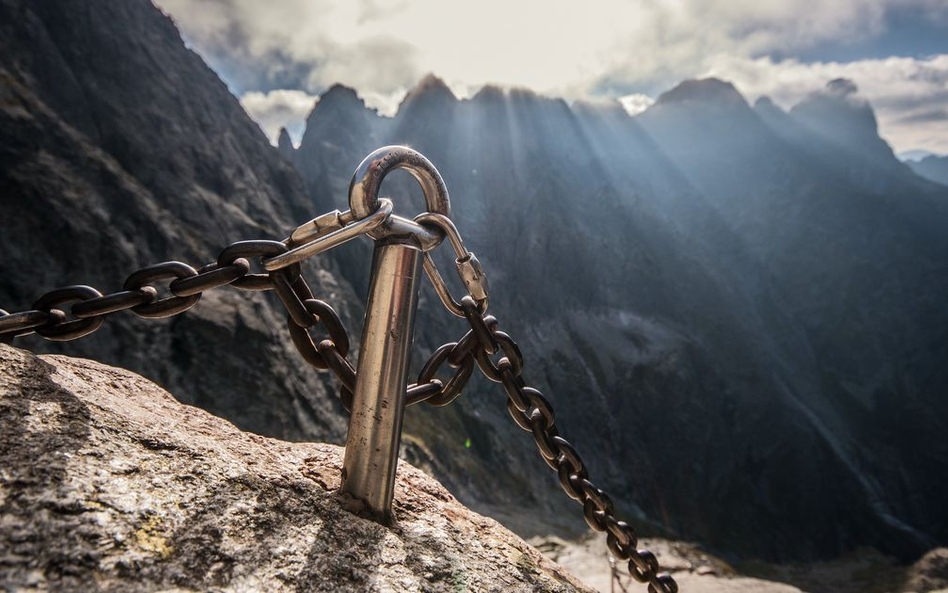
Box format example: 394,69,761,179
238,89,318,145
618,94,654,116
155,0,948,152
703,54,948,153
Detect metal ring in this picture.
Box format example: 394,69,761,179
553,436,582,474
0,309,57,339
557,463,588,501
606,519,637,553
72,287,158,318
508,397,533,431
263,199,394,272
416,342,475,407
448,315,498,366
524,388,555,430
462,296,498,356
652,574,679,593
287,299,351,370
500,366,529,412
348,146,450,221
475,330,522,382
317,339,356,391
580,479,614,516
273,272,317,328
169,259,250,297
583,498,609,532
530,416,560,463
406,381,445,406
218,240,295,291
629,550,660,584
124,262,200,318
33,285,105,340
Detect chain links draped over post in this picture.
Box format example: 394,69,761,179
0,149,677,593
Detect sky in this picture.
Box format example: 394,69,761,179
155,0,948,155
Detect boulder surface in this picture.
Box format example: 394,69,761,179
0,344,589,592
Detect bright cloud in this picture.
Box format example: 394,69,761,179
239,89,318,146
618,94,655,116
705,55,948,153
156,0,948,152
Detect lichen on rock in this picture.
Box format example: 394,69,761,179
0,344,589,592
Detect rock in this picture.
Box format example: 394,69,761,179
904,548,948,593
0,344,589,592
533,533,948,593
277,127,295,160
531,532,802,593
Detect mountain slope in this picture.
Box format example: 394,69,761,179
0,0,361,441
291,76,948,562
908,154,948,186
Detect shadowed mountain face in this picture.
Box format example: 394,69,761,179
0,0,362,442
908,155,948,186
1,0,947,566
289,76,948,562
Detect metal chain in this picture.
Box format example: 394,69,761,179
445,295,678,593
407,213,678,593
0,234,461,412
1,197,678,592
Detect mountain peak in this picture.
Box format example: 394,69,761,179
304,84,371,127
825,78,859,99
789,77,894,162
319,83,365,107
398,74,457,112
415,73,454,96
655,78,748,108
754,96,778,110
471,84,505,104
277,127,294,158
572,98,628,118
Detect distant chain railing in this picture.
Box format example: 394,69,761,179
0,151,677,593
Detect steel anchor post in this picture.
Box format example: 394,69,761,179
339,239,421,521
339,145,451,521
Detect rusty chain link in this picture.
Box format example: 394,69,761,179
1,183,677,593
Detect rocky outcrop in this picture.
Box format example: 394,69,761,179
277,126,295,160
0,344,589,592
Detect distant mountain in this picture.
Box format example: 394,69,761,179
277,126,295,160
908,154,948,186
291,75,948,562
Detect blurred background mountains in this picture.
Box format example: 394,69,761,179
1,0,947,572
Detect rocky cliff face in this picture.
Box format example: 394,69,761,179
0,344,590,592
0,0,361,442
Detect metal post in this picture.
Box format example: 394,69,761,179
339,145,451,521
340,238,422,521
